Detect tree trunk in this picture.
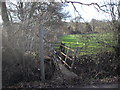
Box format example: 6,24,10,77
1,2,12,41
1,2,10,26
117,1,120,59
0,42,1,89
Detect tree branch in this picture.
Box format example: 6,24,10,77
64,1,118,14
71,2,81,17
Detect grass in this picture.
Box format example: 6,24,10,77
59,32,117,56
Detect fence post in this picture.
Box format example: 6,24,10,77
70,47,78,71
39,25,45,81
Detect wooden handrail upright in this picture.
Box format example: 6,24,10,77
65,45,71,62
70,47,79,71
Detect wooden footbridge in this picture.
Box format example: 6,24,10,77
39,27,81,80
48,42,82,79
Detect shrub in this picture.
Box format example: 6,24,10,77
2,36,55,87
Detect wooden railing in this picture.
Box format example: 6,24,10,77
50,42,81,71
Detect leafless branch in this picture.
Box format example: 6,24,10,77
71,2,81,16
64,1,118,14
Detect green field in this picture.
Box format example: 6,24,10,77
59,33,117,55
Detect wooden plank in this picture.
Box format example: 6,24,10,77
57,55,71,69
60,45,75,52
57,58,78,78
60,52,73,61
62,60,71,69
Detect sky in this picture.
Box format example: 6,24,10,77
64,0,118,22
0,0,119,23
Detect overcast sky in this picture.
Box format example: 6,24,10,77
64,0,118,22
0,0,119,23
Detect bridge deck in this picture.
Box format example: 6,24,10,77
56,58,78,79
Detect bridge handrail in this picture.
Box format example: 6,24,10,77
49,41,81,71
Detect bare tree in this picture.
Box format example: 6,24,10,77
1,1,70,81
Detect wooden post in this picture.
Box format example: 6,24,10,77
70,47,78,71
39,25,45,81
64,45,70,62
